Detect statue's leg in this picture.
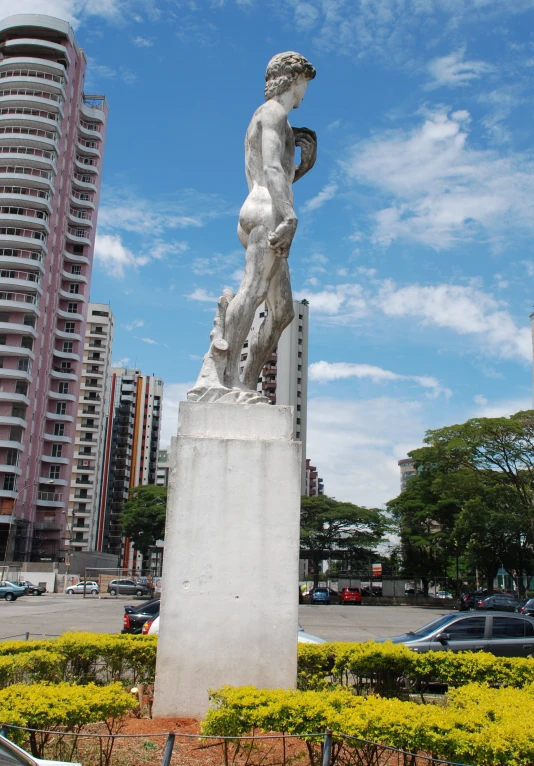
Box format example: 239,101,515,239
223,225,272,389
242,259,294,390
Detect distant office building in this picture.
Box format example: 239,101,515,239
96,369,163,568
66,304,113,554
241,299,309,486
156,449,169,487
398,458,417,492
0,15,107,562
304,458,324,496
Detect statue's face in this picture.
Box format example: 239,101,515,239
292,75,309,108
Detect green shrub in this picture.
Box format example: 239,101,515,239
0,650,64,689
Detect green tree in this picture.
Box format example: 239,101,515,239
121,485,167,572
300,495,389,587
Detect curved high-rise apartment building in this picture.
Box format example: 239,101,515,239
0,14,107,563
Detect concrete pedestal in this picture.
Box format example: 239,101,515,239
152,401,302,718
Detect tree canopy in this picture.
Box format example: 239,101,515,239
388,410,534,594
300,494,390,586
121,485,167,567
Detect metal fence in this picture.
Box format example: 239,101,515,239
0,724,470,766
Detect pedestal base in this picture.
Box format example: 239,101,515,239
152,402,302,718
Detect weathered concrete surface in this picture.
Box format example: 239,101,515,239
153,401,302,718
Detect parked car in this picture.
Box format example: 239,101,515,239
122,598,160,634
517,598,534,616
339,587,362,605
375,611,534,656
143,616,327,644
107,579,154,597
0,581,26,601
310,587,338,604
0,733,80,766
475,595,518,612
435,591,453,599
66,580,100,595
361,587,382,597
458,591,488,610
18,580,46,596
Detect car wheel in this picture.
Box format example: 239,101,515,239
66,589,74,595
135,589,143,597
109,589,117,596
37,591,42,596
91,589,98,595
5,593,14,602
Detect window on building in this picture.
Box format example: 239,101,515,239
60,361,71,370
53,423,64,436
0,312,9,322
67,303,79,314
65,322,75,333
70,265,81,275
62,341,73,353
92,310,109,317
69,283,79,294
56,402,66,415
0,358,4,368
0,334,6,345
17,358,29,371
11,405,25,419
296,431,300,439
296,418,301,425
49,465,61,480
3,474,16,491
23,314,35,327
51,444,63,458
298,364,302,371
297,404,301,411
15,381,27,395
298,338,302,345
9,426,22,442
20,336,33,350
58,382,69,394
5,449,19,466
298,352,302,358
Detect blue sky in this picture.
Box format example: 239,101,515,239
4,0,534,508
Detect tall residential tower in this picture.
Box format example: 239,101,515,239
0,15,107,563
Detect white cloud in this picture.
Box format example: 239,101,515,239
295,284,366,318
346,110,534,249
301,182,338,213
124,319,144,331
94,233,148,278
426,48,493,89
98,189,207,235
140,337,157,345
472,396,533,418
376,280,531,363
112,357,130,368
185,288,218,302
307,396,426,506
309,361,451,398
473,394,488,406
160,382,193,448
132,35,153,47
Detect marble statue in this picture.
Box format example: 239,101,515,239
188,52,316,404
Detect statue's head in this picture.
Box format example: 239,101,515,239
264,51,316,105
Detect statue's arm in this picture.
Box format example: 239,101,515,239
262,110,298,256
293,127,317,183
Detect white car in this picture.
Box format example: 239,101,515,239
0,734,81,766
143,616,327,644
66,580,99,595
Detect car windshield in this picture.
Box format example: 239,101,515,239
346,588,359,592
314,588,328,593
0,738,34,766
409,614,455,638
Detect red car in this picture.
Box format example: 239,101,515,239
339,587,362,605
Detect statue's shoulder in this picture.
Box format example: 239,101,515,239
253,100,286,128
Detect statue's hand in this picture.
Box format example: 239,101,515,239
268,218,297,258
293,127,317,183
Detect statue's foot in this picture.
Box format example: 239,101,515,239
187,383,269,405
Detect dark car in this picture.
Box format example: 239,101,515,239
122,598,160,633
375,611,534,656
458,591,488,610
0,581,25,601
475,594,518,612
107,579,154,597
517,598,534,616
18,581,46,596
310,587,338,605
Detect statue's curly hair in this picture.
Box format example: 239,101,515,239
264,51,316,101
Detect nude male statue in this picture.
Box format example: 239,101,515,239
188,52,316,404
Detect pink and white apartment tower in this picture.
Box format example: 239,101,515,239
0,14,107,563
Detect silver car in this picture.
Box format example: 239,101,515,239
0,734,80,766
375,611,534,657
66,580,99,595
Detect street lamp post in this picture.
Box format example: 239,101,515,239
3,479,56,563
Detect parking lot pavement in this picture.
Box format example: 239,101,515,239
0,594,455,642
298,604,455,642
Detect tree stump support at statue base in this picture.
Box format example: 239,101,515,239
152,401,302,719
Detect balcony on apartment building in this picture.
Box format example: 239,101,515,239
0,145,56,173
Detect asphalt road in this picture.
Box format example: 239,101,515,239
0,594,455,642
